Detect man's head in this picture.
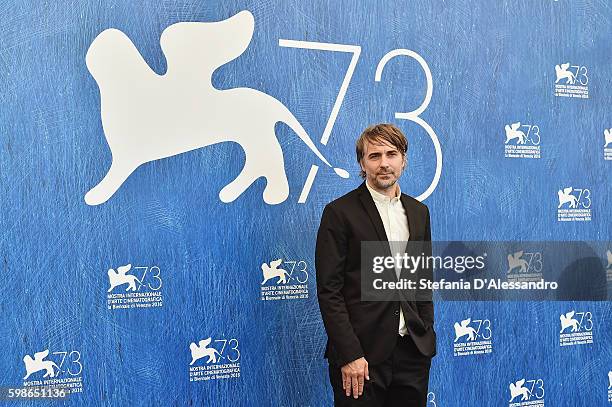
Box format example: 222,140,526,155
356,123,408,192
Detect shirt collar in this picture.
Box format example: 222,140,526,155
365,180,401,203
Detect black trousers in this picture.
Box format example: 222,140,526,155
328,335,431,407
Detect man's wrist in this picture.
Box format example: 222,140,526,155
337,351,365,368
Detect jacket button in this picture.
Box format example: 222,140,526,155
394,310,400,316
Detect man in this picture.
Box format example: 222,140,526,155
316,124,436,406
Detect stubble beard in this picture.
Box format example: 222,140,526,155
372,172,398,191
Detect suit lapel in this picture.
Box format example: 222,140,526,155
400,194,415,241
358,182,389,242
398,194,424,314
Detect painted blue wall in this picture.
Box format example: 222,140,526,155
0,1,610,405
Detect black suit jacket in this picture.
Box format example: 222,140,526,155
315,182,436,367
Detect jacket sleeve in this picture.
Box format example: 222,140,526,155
416,205,435,327
315,204,364,366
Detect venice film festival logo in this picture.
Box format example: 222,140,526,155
22,349,84,394
84,9,442,206
608,370,612,402
506,250,543,283
556,187,591,222
604,128,612,161
188,337,240,382
106,264,163,310
559,310,593,347
452,317,493,357
554,62,588,99
508,378,544,407
260,258,309,301
504,122,541,159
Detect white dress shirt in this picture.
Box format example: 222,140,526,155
365,180,410,336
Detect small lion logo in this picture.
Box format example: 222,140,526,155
189,338,221,365
107,263,141,292
509,379,530,402
557,187,578,209
507,251,529,274
453,318,477,342
604,128,612,148
559,311,579,333
504,122,526,144
261,258,290,285
555,63,575,84
23,350,59,380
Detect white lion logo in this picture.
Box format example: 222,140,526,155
261,258,290,285
189,338,221,365
559,311,579,333
555,63,575,84
23,350,59,380
504,122,526,144
453,318,477,342
557,187,578,209
509,379,530,402
107,263,140,292
85,10,347,206
507,251,528,274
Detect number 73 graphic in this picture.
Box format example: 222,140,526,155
278,39,443,203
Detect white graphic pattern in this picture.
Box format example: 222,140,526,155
85,11,347,206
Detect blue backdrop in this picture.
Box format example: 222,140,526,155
0,1,610,406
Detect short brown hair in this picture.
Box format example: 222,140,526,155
356,123,408,178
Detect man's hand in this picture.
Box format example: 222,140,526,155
341,357,370,399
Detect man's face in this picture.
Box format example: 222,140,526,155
360,138,406,192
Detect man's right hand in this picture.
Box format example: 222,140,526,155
341,357,370,399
